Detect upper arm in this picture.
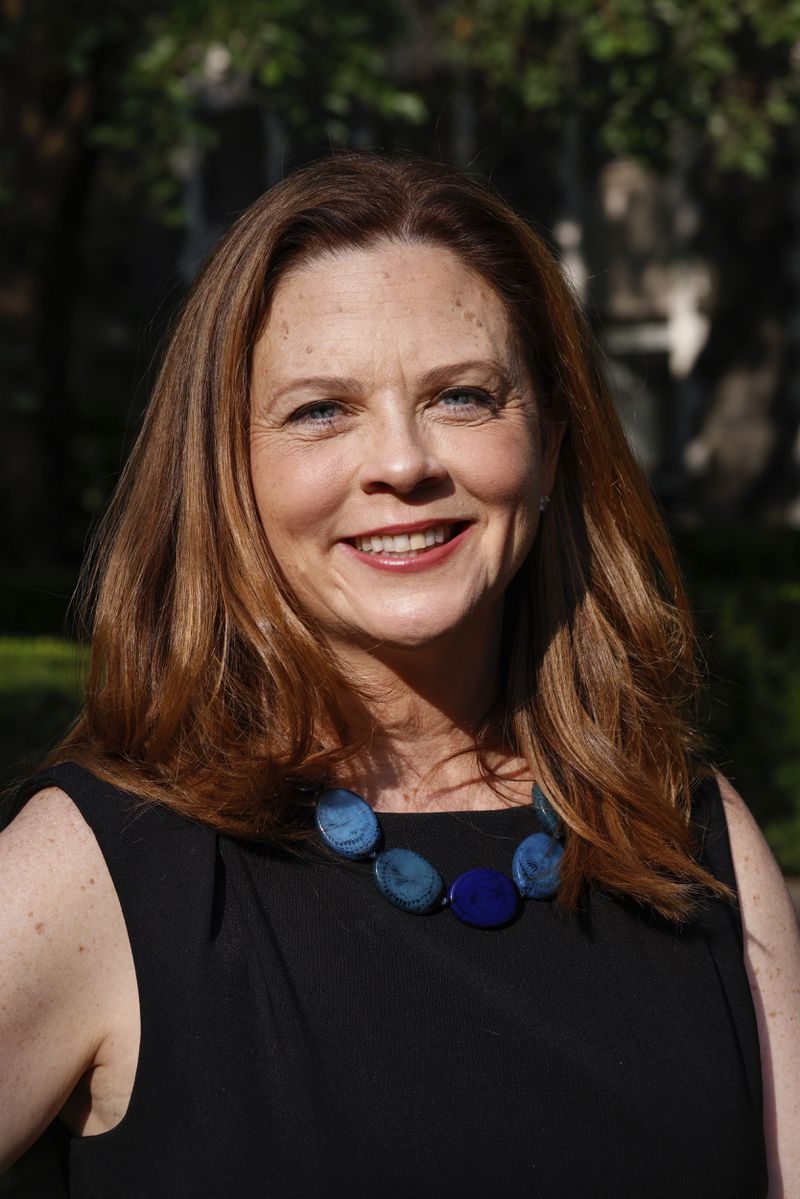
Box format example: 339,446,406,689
0,787,126,1170
716,773,800,1199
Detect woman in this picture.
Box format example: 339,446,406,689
1,153,798,1197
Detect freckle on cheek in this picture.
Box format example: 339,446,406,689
35,922,45,934
305,345,313,354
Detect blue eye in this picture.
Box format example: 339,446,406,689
438,387,495,412
289,401,341,426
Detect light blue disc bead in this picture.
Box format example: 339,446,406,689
373,848,444,914
315,788,380,860
533,784,560,836
512,832,563,899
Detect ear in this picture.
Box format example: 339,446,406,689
541,420,566,497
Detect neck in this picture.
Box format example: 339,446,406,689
327,612,531,813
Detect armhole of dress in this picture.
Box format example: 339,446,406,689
13,763,147,1143
691,771,766,1131
12,761,212,1154
691,772,744,944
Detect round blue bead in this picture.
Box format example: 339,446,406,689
532,784,560,836
315,789,380,860
373,848,444,914
512,832,563,899
447,868,520,928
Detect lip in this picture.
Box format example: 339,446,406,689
343,517,470,540
337,522,474,573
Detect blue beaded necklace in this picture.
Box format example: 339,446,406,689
314,784,564,929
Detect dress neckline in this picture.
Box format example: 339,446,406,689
373,804,532,821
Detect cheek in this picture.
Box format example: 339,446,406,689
449,426,540,516
250,440,349,546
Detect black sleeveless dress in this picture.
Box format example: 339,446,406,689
17,763,767,1198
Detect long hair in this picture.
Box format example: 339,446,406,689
55,153,726,919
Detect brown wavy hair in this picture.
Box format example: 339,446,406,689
53,152,727,920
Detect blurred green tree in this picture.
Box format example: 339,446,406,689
440,0,800,177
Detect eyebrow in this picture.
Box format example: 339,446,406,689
269,359,516,404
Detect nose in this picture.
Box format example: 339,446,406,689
356,405,448,496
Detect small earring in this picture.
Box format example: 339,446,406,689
539,495,550,513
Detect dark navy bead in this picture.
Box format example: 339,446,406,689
447,868,520,928
373,848,444,914
512,832,563,899
315,788,380,860
532,784,560,836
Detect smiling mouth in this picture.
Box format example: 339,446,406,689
347,522,468,556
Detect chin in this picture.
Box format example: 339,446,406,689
344,608,480,653
372,627,456,651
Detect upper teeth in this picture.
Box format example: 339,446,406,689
353,525,451,553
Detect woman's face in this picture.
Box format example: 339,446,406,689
250,241,558,653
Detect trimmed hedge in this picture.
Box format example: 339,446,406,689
0,638,86,797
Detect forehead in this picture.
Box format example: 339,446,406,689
254,242,515,384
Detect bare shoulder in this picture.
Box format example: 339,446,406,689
714,772,799,940
4,782,103,865
0,785,116,928
714,772,800,1198
0,786,133,1168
